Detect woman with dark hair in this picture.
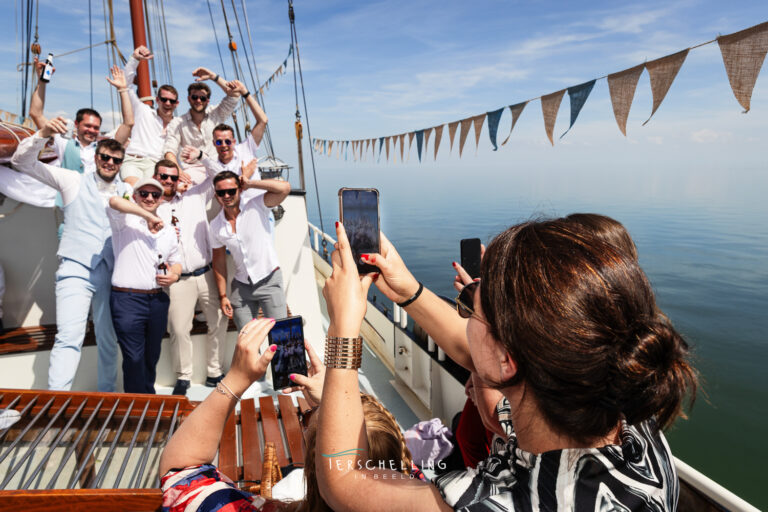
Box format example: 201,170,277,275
317,217,697,511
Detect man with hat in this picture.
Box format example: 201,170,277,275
108,177,181,394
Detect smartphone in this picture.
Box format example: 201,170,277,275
269,316,307,389
460,238,482,279
338,188,380,274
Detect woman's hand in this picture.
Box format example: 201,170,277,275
224,318,278,395
323,222,375,338
281,340,325,407
452,243,484,292
363,232,420,304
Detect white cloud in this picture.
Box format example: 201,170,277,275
691,128,730,143
646,136,664,145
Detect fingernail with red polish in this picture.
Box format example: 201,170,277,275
474,278,481,282
335,221,339,228
452,261,458,268
360,254,369,261
270,344,277,352
289,374,295,381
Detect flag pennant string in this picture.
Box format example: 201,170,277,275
561,80,595,139
312,20,768,164
717,21,768,112
257,45,293,97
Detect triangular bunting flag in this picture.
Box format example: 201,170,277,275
407,132,415,162
561,80,595,138
385,136,391,161
541,90,566,145
718,21,768,112
501,101,528,145
378,137,384,162
399,134,406,162
344,141,349,161
447,121,459,153
458,117,473,157
486,108,504,150
607,64,645,136
365,139,371,160
392,136,398,163
433,125,443,160
416,130,424,161
643,49,689,125
472,114,485,152
328,140,334,156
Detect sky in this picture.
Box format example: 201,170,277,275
1,0,767,198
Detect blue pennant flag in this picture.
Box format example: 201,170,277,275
323,140,327,154
486,108,504,150
378,137,385,162
561,80,596,138
415,130,424,161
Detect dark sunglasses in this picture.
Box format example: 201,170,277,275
190,94,209,102
214,139,234,146
456,280,480,319
138,190,162,199
215,188,238,197
158,173,179,182
97,153,123,165
157,96,178,104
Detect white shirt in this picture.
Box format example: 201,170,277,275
108,208,181,290
11,133,122,207
200,134,262,201
156,178,215,273
52,133,97,174
210,192,277,285
122,57,172,160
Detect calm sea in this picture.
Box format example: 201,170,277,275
302,161,768,509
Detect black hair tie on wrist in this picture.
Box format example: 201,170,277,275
242,91,250,99
397,282,424,308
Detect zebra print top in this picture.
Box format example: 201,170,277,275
433,399,678,511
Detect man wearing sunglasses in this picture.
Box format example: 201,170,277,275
11,117,132,393
210,171,290,330
119,46,180,187
153,160,229,395
107,177,181,394
162,66,240,183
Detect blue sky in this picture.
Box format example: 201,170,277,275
1,0,767,193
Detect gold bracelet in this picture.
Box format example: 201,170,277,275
216,380,241,401
324,336,363,369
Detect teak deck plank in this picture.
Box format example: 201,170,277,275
277,394,304,466
240,398,263,482
219,409,238,481
0,488,162,512
258,397,287,467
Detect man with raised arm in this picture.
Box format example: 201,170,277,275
119,45,180,186
108,178,181,394
152,159,229,396
210,171,290,330
162,67,239,181
29,59,133,174
11,117,132,392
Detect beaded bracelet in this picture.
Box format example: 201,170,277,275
216,380,241,401
324,335,363,369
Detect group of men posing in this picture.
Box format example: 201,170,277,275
10,46,290,395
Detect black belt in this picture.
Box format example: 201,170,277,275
181,264,211,277
112,286,163,294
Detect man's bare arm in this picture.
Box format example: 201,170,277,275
29,58,50,129
242,177,290,208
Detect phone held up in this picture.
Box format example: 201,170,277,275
460,238,482,279
338,188,380,274
269,316,308,389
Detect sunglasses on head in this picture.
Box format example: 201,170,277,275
190,94,209,102
97,153,123,165
215,188,238,198
157,96,178,104
214,139,234,146
158,173,179,182
456,280,480,319
138,190,161,199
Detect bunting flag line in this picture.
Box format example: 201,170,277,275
561,80,595,138
607,64,645,136
643,49,689,125
717,21,768,112
257,45,294,97
312,21,768,164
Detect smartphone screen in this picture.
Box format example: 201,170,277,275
460,238,482,279
269,316,307,389
339,188,380,274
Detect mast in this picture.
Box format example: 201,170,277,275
128,0,153,106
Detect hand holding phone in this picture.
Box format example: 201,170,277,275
269,316,308,389
339,188,380,274
460,238,482,279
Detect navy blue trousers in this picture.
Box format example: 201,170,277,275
110,290,169,394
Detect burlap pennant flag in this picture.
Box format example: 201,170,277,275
472,114,485,152
541,90,566,145
643,49,689,125
432,125,443,159
501,101,528,145
391,136,397,163
407,132,415,162
561,80,595,138
416,130,424,161
365,139,370,160
352,141,358,161
371,139,377,159
607,64,645,136
486,108,504,150
718,21,768,112
458,117,473,157
328,140,334,156
385,136,391,162
447,121,459,153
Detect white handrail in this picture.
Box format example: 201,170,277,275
674,457,759,512
307,221,336,252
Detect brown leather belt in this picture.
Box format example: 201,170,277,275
111,286,163,294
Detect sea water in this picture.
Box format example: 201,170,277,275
304,161,768,509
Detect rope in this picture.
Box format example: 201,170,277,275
218,0,244,142
89,0,94,108
20,0,34,120
102,0,116,129
206,0,228,81
288,0,327,253
159,0,174,85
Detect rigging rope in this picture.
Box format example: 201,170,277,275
143,0,158,93
288,0,327,251
217,0,244,142
206,0,228,82
159,0,174,85
20,0,35,120
89,0,94,107
102,0,116,129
